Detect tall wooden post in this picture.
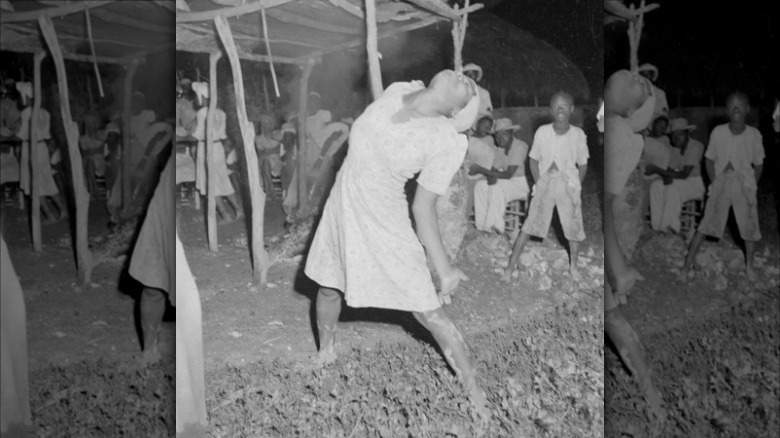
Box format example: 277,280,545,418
365,0,383,100
30,50,46,253
206,50,222,252
296,59,314,210
122,58,139,214
214,15,270,283
39,16,93,284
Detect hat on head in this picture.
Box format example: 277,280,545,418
281,122,296,135
669,117,696,132
462,63,483,82
192,82,209,105
493,118,520,132
105,123,120,135
308,91,321,99
637,63,659,82
180,78,192,86
16,82,32,100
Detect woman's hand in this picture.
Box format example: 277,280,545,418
439,268,469,305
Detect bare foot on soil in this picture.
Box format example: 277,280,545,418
312,349,337,369
137,347,161,367
615,267,644,297
570,267,582,283
500,269,512,283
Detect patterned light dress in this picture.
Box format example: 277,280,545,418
305,82,467,313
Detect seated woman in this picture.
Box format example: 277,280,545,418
79,114,108,195
254,114,283,199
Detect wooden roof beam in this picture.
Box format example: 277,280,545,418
265,8,360,34
1,1,116,23
178,23,328,49
153,0,177,13
176,0,296,23
89,8,175,34
405,0,483,21
304,15,441,59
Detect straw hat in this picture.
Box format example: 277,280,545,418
462,63,483,81
669,117,696,132
493,118,520,132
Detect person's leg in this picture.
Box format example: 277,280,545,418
472,179,490,231
412,308,488,418
260,158,274,199
558,180,586,281
315,287,342,365
680,176,730,280
605,301,665,420
502,232,531,282
604,192,643,301
226,193,243,221
648,179,665,231
140,287,166,363
732,177,762,282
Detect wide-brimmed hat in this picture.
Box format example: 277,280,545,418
669,117,696,132
493,118,520,132
462,63,483,81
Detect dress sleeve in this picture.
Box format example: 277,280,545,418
417,130,467,195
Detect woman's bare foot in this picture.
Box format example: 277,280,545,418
570,266,582,283
500,268,512,283
466,379,490,422
312,348,337,369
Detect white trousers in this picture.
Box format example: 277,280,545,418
474,176,529,233
649,177,705,233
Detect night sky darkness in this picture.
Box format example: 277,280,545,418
605,0,780,107
492,0,604,99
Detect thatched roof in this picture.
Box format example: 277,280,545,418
175,0,479,64
0,1,174,63
462,14,590,102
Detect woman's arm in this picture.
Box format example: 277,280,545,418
412,185,465,299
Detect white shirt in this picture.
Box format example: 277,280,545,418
194,107,227,141
477,86,493,115
466,135,496,173
17,107,51,141
705,124,764,183
529,124,589,188
307,109,332,136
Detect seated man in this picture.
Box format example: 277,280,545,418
680,92,764,283
254,114,282,198
464,115,496,215
640,116,672,215
470,118,528,233
647,118,705,234
503,92,588,281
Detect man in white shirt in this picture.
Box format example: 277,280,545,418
504,92,589,281
680,92,764,283
462,63,493,118
470,118,528,234
646,118,705,234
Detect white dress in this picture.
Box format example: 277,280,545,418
305,82,467,312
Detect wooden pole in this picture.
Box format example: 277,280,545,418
296,59,314,211
30,50,45,253
122,58,139,214
365,0,383,100
39,16,93,284
207,50,222,252
214,15,270,283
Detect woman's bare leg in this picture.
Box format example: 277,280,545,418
140,286,166,364
315,287,342,365
605,193,643,299
413,308,488,418
605,304,665,420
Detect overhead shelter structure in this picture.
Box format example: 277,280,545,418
175,0,482,284
0,0,175,284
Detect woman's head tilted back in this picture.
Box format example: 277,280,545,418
429,70,476,116
605,70,649,118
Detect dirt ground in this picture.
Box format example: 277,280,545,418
1,194,175,371
177,196,596,373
